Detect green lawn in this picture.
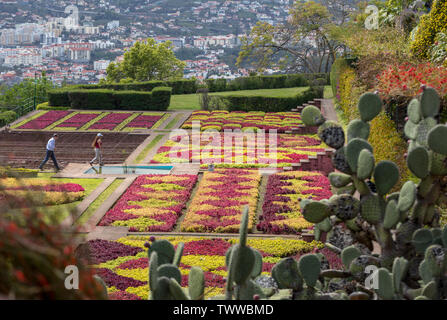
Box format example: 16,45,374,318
169,86,333,110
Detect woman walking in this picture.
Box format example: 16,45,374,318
90,133,104,167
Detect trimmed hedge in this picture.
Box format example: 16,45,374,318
48,89,71,107
73,79,197,95
218,87,323,112
0,110,17,127
205,73,329,93
48,87,172,111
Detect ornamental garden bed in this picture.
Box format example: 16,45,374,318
180,169,261,233
257,171,332,234
0,176,103,222
149,132,333,172
181,110,315,134
12,110,168,132
0,131,149,170
0,177,85,208
87,236,342,300
99,175,197,232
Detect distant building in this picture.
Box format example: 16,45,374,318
94,59,110,71
107,20,120,30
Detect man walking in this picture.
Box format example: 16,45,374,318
39,133,61,172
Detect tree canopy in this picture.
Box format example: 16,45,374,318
106,38,186,82
237,1,345,74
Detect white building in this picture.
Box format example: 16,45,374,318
94,59,110,71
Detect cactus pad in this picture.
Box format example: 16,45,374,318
392,257,408,294
397,181,416,212
384,200,400,229
318,121,345,149
377,268,394,300
328,172,352,188
347,119,370,141
373,161,399,195
346,138,373,172
360,195,382,224
412,229,434,254
416,117,436,147
420,87,440,118
407,146,430,179
429,151,447,176
404,120,418,140
428,125,447,155
329,194,360,221
251,249,263,279
298,254,321,288
172,242,184,267
157,264,182,285
301,105,325,126
333,146,352,174
229,244,256,285
149,251,159,292
357,149,375,180
169,278,189,300
188,267,205,300
358,92,382,122
272,257,303,291
302,201,331,223
341,246,362,268
152,277,172,300
316,217,333,232
407,98,421,124
148,239,175,265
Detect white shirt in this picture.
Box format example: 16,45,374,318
46,137,56,151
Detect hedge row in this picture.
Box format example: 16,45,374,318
216,87,323,113
206,73,329,92
48,87,172,111
72,79,197,95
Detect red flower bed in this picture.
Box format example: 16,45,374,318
18,111,70,130
377,62,447,98
56,113,100,129
99,175,197,232
88,113,133,131
257,171,332,234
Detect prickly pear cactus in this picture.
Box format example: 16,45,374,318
299,86,447,300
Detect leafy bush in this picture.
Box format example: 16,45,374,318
429,32,447,65
205,78,228,92
410,0,447,59
0,110,17,127
208,96,230,111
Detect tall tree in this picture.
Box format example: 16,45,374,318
237,1,344,73
0,72,53,108
106,38,186,82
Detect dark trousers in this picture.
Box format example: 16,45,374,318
39,150,60,171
